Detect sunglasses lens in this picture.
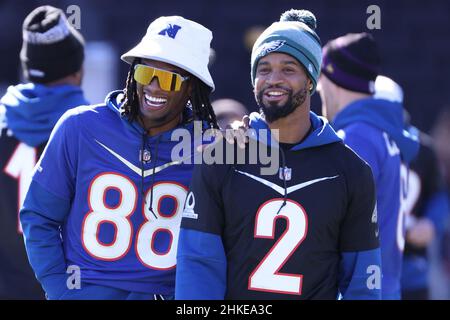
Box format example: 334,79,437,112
134,65,185,91
134,65,153,85
154,69,178,91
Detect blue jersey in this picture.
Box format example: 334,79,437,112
332,98,420,299
20,91,195,298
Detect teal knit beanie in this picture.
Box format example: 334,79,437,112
251,9,322,94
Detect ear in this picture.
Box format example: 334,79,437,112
307,78,313,93
75,69,83,82
69,69,83,86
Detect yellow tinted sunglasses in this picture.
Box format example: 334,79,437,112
133,64,190,91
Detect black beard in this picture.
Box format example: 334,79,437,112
256,82,308,123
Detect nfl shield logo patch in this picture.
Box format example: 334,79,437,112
140,149,151,163
279,167,292,181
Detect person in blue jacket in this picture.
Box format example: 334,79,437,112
176,9,381,300
0,5,87,299
374,76,450,300
318,33,420,299
20,15,218,300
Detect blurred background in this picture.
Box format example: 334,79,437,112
2,0,450,132
1,0,450,299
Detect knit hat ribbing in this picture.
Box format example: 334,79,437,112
321,32,380,94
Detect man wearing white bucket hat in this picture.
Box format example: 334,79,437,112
20,15,218,299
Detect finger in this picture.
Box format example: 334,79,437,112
197,129,224,152
224,129,233,144
225,128,240,145
212,129,224,145
227,120,242,130
242,115,250,129
237,129,247,149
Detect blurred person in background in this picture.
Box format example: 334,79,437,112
374,76,450,300
211,98,248,129
431,106,450,298
432,106,450,191
318,33,420,299
401,126,450,300
0,5,87,299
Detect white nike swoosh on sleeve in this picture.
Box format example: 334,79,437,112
234,169,339,195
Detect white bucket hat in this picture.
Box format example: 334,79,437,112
374,75,403,103
121,16,215,91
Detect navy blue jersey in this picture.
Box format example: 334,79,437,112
20,91,196,299
0,129,45,299
176,112,381,300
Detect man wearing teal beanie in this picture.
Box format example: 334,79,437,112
176,9,382,300
251,10,322,94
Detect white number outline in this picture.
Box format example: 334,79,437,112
81,173,187,268
135,181,187,270
248,198,308,295
81,172,136,262
397,164,421,251
3,142,38,234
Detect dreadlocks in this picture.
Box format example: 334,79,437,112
189,77,218,129
120,59,140,121
120,59,218,130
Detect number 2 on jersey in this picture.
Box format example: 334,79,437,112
249,199,308,295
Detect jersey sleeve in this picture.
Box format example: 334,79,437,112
20,181,71,300
338,151,381,299
339,156,379,251
341,124,382,181
339,249,382,299
32,109,79,200
175,162,228,300
20,110,79,300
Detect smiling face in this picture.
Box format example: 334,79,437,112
135,59,192,132
254,52,311,123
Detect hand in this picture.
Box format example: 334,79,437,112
406,218,435,248
197,115,250,152
224,115,250,149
